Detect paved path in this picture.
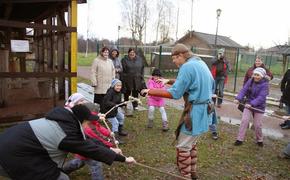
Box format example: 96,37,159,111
78,66,290,141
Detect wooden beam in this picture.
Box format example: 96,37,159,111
0,72,77,78
0,19,76,32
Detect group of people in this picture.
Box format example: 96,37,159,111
0,43,290,180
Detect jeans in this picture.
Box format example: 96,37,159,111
214,77,225,105
286,105,290,115
63,158,103,180
107,109,125,132
209,109,218,133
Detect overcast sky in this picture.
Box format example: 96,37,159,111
77,0,290,49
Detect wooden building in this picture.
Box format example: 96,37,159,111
0,0,85,123
177,31,243,64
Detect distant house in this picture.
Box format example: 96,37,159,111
177,31,244,64
266,45,290,73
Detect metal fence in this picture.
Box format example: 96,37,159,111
95,44,290,98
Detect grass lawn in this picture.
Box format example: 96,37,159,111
69,105,290,179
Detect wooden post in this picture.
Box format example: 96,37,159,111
70,0,77,93
0,50,9,107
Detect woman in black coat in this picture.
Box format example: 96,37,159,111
121,48,146,110
281,69,290,115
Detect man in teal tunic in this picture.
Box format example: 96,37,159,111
141,43,214,179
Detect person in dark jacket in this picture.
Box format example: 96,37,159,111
281,69,290,115
243,55,273,86
121,48,146,110
101,79,128,137
0,104,135,180
109,46,123,80
234,67,269,147
211,48,230,107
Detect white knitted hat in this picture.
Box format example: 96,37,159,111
65,93,86,108
253,67,266,78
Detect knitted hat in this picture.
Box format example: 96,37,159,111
152,68,162,77
171,43,192,56
111,79,122,88
65,93,86,108
71,104,99,123
253,67,266,78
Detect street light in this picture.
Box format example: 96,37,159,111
214,8,222,56
117,25,120,48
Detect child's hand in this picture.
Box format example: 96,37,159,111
158,78,170,85
110,132,115,137
245,104,251,108
233,100,239,104
125,157,136,164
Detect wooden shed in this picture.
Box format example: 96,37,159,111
0,0,85,123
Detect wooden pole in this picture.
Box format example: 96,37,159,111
70,0,77,93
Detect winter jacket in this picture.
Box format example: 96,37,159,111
101,87,122,118
91,56,115,94
0,107,121,180
121,55,146,92
211,58,230,84
236,78,269,113
281,69,290,105
75,121,114,160
109,47,123,79
147,77,166,107
243,64,273,86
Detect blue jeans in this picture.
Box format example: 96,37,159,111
214,77,225,105
209,109,218,133
63,158,103,180
107,108,125,132
286,105,290,115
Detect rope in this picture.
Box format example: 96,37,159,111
215,96,287,120
101,96,190,180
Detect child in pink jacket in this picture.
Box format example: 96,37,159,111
147,68,169,131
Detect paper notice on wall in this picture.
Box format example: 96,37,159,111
11,40,29,52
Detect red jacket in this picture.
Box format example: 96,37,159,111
211,60,229,84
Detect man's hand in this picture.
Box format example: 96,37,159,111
125,157,136,164
110,147,122,154
98,113,106,121
140,89,149,96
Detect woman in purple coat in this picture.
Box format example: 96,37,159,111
234,67,269,147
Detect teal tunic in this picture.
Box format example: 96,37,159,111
168,57,214,136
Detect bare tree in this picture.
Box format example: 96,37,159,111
121,0,149,45
155,0,174,44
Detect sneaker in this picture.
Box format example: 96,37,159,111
162,122,169,132
257,142,264,147
212,132,218,140
133,107,139,111
234,140,243,146
281,124,290,129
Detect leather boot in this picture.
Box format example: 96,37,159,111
190,144,198,179
114,133,125,145
118,124,128,136
176,148,191,179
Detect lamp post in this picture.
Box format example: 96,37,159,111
117,25,120,48
214,8,222,56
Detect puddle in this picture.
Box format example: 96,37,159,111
219,116,284,139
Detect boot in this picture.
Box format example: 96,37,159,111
176,148,191,179
118,124,128,136
162,121,169,132
147,119,153,128
190,144,198,179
